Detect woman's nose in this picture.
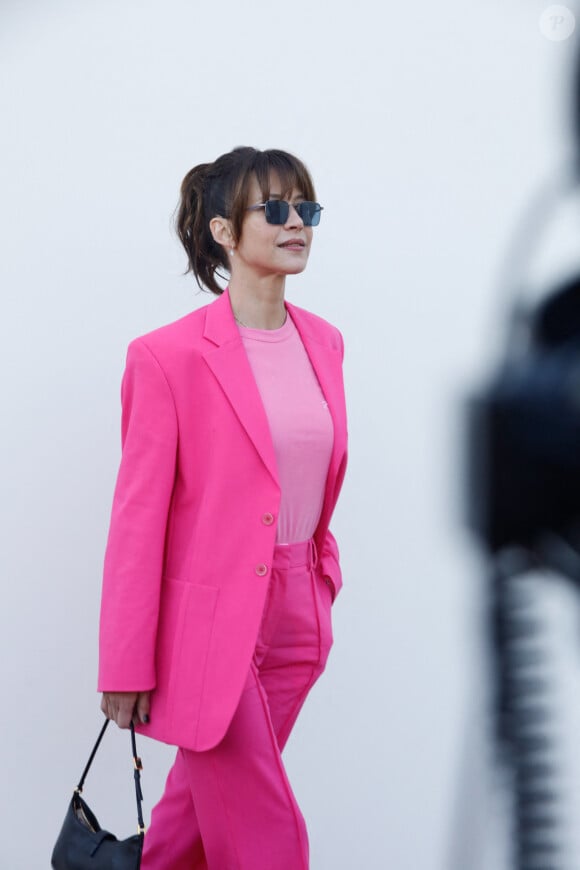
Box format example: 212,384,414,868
285,203,304,228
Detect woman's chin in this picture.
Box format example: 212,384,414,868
282,260,309,276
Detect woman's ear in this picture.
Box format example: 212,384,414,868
209,216,234,252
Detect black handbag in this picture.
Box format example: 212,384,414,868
51,719,145,869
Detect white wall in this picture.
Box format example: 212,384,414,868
1,1,578,867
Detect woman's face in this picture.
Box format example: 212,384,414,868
233,173,313,278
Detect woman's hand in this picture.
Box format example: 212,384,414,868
100,691,151,728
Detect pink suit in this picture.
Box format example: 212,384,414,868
98,289,348,866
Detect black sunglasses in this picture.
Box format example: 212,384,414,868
246,200,323,227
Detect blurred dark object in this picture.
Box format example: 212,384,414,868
466,275,580,869
468,273,580,573
458,34,580,870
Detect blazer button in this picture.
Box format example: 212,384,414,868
255,563,268,577
262,512,274,525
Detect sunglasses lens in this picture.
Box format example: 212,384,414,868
264,200,289,224
263,200,322,226
297,202,321,226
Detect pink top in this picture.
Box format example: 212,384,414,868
238,311,334,544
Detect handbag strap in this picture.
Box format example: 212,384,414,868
75,718,145,834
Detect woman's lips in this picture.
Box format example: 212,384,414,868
279,240,305,250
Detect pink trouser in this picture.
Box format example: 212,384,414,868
141,539,333,870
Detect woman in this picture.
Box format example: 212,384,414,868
98,146,348,869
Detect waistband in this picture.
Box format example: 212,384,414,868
272,538,318,570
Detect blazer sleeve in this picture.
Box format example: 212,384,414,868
320,325,346,603
98,338,178,692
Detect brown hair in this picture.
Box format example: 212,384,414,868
175,146,317,295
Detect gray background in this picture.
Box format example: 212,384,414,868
2,1,580,867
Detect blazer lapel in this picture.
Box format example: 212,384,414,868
202,291,279,486
285,301,348,523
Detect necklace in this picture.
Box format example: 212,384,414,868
233,311,287,330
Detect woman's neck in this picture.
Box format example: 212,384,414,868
228,276,287,330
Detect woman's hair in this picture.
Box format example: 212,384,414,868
175,146,317,295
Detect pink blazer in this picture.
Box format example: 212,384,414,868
98,289,348,751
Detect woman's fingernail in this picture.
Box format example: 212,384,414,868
142,714,150,724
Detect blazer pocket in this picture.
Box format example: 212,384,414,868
159,579,220,729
